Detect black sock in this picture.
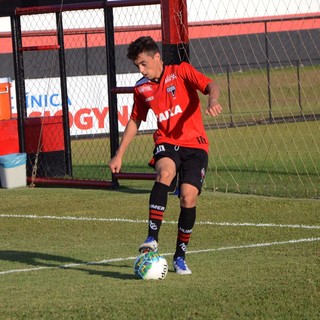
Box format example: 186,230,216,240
148,182,169,241
174,206,196,259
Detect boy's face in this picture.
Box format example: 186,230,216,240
133,52,163,80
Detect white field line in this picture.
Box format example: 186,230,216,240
1,214,320,230
1,237,320,276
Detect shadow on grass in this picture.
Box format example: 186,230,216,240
0,250,137,280
114,186,151,195
69,264,137,280
115,185,179,196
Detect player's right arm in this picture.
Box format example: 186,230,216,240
109,118,141,173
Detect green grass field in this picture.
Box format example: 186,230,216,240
71,120,320,198
204,65,320,125
0,187,319,319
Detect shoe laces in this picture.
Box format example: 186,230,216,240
174,256,188,270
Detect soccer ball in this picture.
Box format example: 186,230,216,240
134,252,168,280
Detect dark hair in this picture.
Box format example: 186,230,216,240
127,36,160,61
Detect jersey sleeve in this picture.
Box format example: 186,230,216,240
130,87,149,122
178,62,213,94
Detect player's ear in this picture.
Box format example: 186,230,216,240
154,52,161,60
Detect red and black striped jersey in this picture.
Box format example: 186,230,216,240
131,62,212,152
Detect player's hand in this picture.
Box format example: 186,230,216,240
109,155,122,174
205,103,222,117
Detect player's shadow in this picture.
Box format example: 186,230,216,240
0,250,83,267
0,250,136,280
68,263,137,280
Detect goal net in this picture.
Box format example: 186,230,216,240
9,0,320,198
112,0,320,198
184,0,320,198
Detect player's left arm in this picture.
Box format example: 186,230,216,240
178,62,222,117
204,81,222,117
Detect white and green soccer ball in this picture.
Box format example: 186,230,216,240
134,251,168,280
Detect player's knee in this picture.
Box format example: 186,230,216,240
179,184,198,207
156,169,175,186
179,193,197,208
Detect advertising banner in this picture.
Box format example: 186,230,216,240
10,74,157,136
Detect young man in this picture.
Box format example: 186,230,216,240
109,36,222,275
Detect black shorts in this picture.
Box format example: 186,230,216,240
152,143,208,193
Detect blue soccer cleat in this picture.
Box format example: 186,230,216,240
139,236,158,253
173,256,192,275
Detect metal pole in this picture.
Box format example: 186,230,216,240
10,15,27,152
56,11,73,176
85,32,89,75
227,66,234,127
161,0,189,64
296,60,303,116
104,1,119,188
264,22,273,123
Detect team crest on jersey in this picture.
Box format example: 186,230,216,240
166,85,176,97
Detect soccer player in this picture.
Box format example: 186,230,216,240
109,36,222,275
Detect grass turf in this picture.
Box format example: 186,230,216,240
0,187,319,319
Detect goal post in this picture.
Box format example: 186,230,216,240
161,0,189,64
